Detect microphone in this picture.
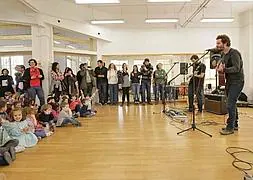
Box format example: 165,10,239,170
205,48,220,53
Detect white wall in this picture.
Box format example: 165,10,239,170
103,27,240,54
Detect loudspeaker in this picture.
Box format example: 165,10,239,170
180,63,188,75
204,94,227,115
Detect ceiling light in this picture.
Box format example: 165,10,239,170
148,0,191,2
91,20,125,24
224,0,253,1
200,18,234,22
54,40,61,44
67,45,76,49
145,18,179,23
75,0,119,4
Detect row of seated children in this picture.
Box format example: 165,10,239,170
0,92,97,166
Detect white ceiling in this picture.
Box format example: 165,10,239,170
15,0,253,28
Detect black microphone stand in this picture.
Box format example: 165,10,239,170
162,62,178,112
168,51,212,137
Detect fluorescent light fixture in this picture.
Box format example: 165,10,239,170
54,40,61,44
91,20,125,24
200,18,234,23
145,18,179,23
2,45,24,48
75,0,119,4
224,0,253,1
67,45,76,49
148,0,191,2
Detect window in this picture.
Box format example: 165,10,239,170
0,56,24,83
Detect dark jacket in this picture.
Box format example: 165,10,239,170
23,67,44,90
76,69,95,90
140,63,153,80
38,112,55,126
94,66,108,84
131,72,141,84
222,48,244,85
0,75,14,97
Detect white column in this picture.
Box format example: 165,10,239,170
97,39,104,61
31,24,54,98
239,9,253,101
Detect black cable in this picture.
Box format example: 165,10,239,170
226,147,253,175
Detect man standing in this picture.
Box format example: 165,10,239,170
77,63,95,97
140,58,153,105
188,55,206,113
216,34,244,135
23,59,45,106
94,60,108,105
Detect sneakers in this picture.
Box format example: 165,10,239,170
15,146,25,153
220,128,234,135
3,152,12,165
222,127,239,131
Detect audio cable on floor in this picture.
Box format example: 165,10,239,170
226,147,253,180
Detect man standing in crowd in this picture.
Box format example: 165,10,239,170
188,55,206,113
94,60,108,105
140,58,153,105
77,63,95,97
15,65,26,95
216,34,244,135
23,59,45,106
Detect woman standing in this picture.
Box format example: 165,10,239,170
62,68,79,97
130,65,141,104
121,63,130,106
50,62,64,102
0,69,15,97
107,63,118,105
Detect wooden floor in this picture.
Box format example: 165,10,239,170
1,103,253,180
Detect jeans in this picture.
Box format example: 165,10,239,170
28,86,45,106
108,84,118,104
141,80,151,103
97,82,108,104
132,83,140,102
82,83,93,97
226,82,244,130
0,139,19,154
188,83,204,111
122,87,130,103
155,84,165,102
62,118,80,126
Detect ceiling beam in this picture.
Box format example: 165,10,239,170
18,0,39,13
54,35,90,45
181,0,213,28
0,35,31,40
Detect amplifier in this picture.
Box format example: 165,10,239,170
204,94,227,115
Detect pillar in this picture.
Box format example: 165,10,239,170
31,24,54,98
239,9,253,101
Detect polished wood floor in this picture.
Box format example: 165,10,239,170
1,103,253,180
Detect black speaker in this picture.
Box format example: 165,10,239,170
180,63,188,75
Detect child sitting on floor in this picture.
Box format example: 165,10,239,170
2,108,38,151
69,94,81,112
0,100,19,165
0,100,11,122
47,97,60,119
56,102,81,127
23,107,47,139
38,104,55,133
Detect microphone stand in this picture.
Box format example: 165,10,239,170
162,62,178,112
167,51,212,137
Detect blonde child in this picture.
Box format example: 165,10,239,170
3,108,38,151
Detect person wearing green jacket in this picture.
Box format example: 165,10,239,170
153,63,167,104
